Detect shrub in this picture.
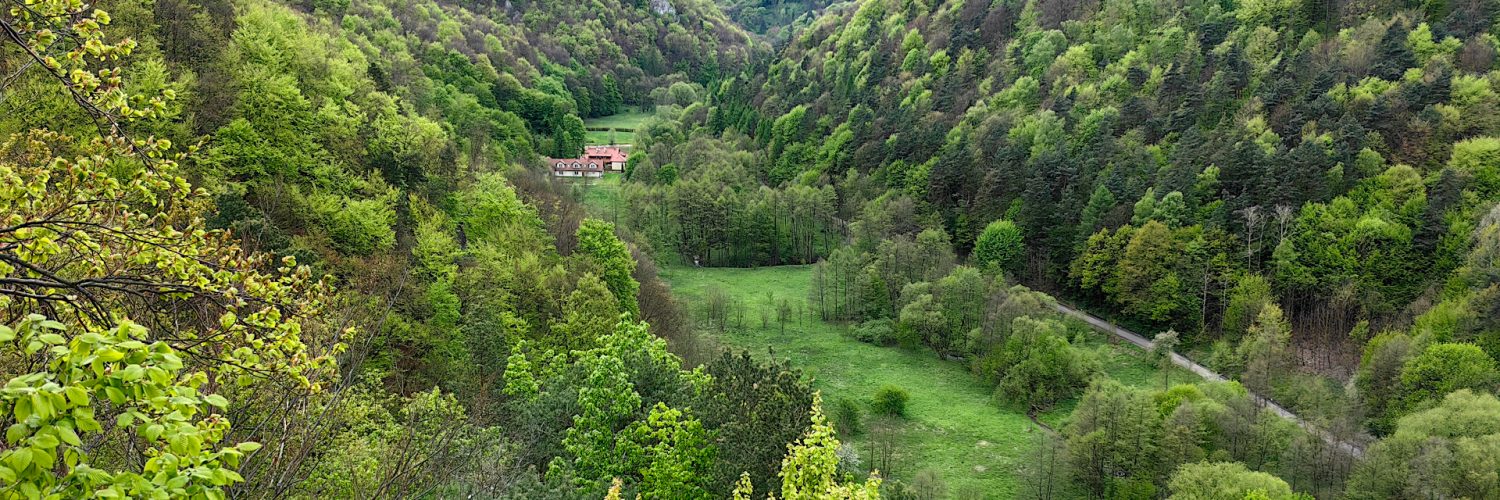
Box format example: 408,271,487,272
910,469,949,499
832,397,865,436
872,385,910,418
853,318,896,345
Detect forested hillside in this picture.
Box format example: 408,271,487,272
623,0,1500,496
0,0,881,498
713,0,837,40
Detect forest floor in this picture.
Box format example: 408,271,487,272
584,106,654,145
659,264,1197,497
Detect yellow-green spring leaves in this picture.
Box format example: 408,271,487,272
0,316,252,499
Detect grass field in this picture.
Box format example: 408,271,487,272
585,129,632,146
561,173,624,224
583,106,654,145
660,264,1197,497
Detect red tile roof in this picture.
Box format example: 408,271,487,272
548,146,626,173
584,146,627,163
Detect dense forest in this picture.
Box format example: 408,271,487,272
714,0,837,40
6,0,1500,497
619,0,1500,496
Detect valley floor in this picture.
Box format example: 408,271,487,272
660,264,1196,497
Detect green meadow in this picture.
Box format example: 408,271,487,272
659,264,1197,497
583,107,655,145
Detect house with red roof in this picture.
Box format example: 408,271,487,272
549,146,627,177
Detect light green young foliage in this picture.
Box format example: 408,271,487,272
993,317,1099,413
1132,188,1157,226
1236,304,1292,392
548,318,715,494
776,393,881,500
1347,390,1500,499
551,274,622,352
562,354,641,482
1168,462,1305,500
615,404,717,499
0,316,257,499
502,342,540,400
0,0,160,128
575,219,640,316
974,220,1024,274
1449,137,1500,196
1398,343,1497,412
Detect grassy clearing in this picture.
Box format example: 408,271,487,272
583,106,654,145
660,264,1197,497
560,173,624,223
585,129,631,146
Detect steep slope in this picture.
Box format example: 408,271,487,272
0,0,864,498
648,0,1500,362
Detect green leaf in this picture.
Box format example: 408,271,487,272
37,333,65,345
30,446,52,469
75,415,101,432
103,386,126,406
30,433,57,449
142,424,163,442
96,348,124,362
8,447,32,471
57,426,80,447
120,364,144,381
0,465,15,482
64,386,88,406
203,394,229,408
236,441,262,453
29,394,49,420
0,326,14,343
6,424,28,444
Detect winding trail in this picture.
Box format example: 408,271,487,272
1051,302,1369,458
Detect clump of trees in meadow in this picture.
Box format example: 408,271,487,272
805,217,1100,418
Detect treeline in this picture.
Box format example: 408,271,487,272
623,107,846,266
0,0,886,498
1035,379,1500,499
1036,378,1344,499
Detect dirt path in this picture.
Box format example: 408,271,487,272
1052,302,1368,458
